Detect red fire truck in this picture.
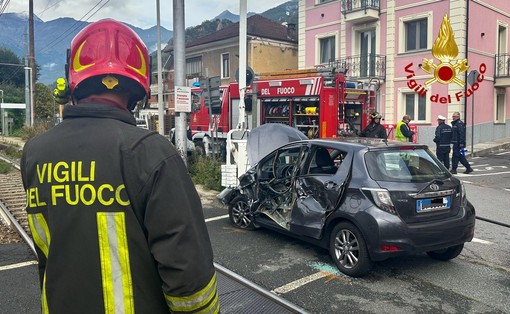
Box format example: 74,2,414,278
189,67,377,157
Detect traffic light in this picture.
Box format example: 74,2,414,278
208,76,222,114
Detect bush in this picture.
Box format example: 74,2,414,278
21,120,54,141
188,152,222,191
0,160,12,174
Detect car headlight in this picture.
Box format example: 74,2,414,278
362,188,397,215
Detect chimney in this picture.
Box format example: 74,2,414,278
286,23,296,40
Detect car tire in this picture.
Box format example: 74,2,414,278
228,195,255,230
329,222,372,277
426,244,464,261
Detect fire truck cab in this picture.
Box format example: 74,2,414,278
189,67,376,160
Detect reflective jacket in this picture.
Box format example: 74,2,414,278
21,103,219,314
395,121,414,142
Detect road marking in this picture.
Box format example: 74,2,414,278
472,238,492,244
456,170,510,177
496,151,510,156
0,260,38,271
205,214,229,222
271,272,327,294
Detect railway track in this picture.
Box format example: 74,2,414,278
0,146,31,246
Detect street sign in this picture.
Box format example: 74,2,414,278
467,70,479,86
174,86,191,112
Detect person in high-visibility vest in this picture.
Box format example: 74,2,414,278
21,19,219,314
395,115,415,142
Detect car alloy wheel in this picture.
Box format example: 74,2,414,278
228,195,255,230
329,222,372,277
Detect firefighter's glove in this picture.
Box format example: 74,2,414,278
53,77,70,105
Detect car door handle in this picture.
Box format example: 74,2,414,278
324,181,338,190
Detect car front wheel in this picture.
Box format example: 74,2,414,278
426,244,464,261
228,195,255,230
329,222,372,277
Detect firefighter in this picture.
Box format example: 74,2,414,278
395,115,415,142
360,112,387,139
20,19,219,314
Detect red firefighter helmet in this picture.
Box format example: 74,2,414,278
68,19,150,110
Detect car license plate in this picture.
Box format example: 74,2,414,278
416,196,451,213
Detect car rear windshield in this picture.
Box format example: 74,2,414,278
365,148,449,182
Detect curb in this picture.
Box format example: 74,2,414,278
472,142,510,157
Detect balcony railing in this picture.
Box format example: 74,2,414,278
494,53,510,87
341,0,380,23
327,54,386,80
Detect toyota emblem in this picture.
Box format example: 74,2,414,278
429,183,440,191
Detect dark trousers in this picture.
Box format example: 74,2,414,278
436,146,451,169
451,144,471,170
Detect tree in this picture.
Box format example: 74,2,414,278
0,47,25,87
34,83,55,121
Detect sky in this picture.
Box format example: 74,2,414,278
5,0,290,29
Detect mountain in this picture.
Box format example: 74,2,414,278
0,0,297,85
211,0,298,26
0,13,172,85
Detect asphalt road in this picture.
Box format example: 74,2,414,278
1,151,508,314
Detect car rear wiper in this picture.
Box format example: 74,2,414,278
416,178,444,195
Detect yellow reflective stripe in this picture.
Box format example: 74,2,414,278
165,272,219,313
42,273,49,314
28,213,51,258
97,212,134,314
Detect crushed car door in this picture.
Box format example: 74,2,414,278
257,144,307,229
290,144,353,239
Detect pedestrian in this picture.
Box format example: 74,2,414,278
433,115,452,169
395,115,415,142
450,111,473,174
20,19,219,314
360,112,387,139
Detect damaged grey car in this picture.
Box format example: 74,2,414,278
219,137,476,277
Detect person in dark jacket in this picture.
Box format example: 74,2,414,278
360,112,387,139
433,115,452,169
451,111,473,174
20,19,219,314
395,115,415,142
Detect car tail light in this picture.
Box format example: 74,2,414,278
460,181,467,206
362,188,397,215
381,245,401,251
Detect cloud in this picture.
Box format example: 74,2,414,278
6,0,288,29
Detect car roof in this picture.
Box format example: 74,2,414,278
290,138,429,151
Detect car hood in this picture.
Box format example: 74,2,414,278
247,123,308,166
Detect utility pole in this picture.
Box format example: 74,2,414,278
156,0,165,136
29,0,36,124
237,0,247,130
173,0,187,162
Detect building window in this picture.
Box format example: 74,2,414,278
405,19,427,51
319,36,336,64
404,93,427,122
221,53,230,79
399,13,432,54
186,56,202,77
